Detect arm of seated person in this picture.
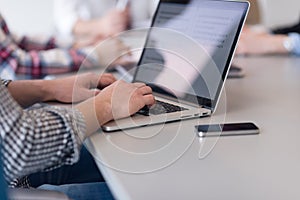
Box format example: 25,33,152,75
7,73,116,108
0,78,154,184
236,29,289,55
73,7,130,47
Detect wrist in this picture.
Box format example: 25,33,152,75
75,97,112,136
268,35,289,54
95,100,112,126
40,80,56,102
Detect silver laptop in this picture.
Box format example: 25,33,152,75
102,0,249,132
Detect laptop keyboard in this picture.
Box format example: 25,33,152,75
138,100,188,116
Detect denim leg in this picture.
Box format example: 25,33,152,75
29,146,105,187
39,182,115,200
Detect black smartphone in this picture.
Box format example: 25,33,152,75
195,122,259,137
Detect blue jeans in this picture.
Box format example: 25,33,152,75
39,182,115,200
28,146,105,187
29,146,114,199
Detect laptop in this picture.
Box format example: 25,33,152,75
102,0,249,132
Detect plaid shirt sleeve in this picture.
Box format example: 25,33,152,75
14,35,57,51
0,13,98,79
0,83,87,185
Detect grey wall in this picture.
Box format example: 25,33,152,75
261,0,300,28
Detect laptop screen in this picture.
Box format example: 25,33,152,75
134,0,249,109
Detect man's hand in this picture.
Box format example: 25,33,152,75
95,81,155,123
72,7,130,47
76,80,155,135
44,73,116,103
95,8,130,38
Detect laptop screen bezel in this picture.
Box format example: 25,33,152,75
132,0,249,111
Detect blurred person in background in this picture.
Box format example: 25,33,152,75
237,16,300,56
0,13,129,80
53,0,159,48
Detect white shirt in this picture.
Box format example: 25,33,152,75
53,0,159,38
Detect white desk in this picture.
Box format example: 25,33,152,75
85,56,300,200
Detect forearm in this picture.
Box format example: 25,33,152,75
7,80,51,108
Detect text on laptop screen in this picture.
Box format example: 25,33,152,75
134,0,248,107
